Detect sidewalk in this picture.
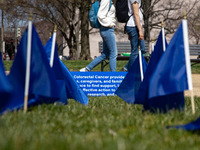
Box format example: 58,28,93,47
184,74,200,97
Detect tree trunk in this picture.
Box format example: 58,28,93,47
80,0,91,60
142,0,152,42
75,23,81,59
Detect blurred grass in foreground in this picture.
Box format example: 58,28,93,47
0,97,200,150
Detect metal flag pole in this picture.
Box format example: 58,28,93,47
151,38,155,53
183,11,195,114
24,12,33,113
138,46,144,81
161,21,166,52
50,25,57,68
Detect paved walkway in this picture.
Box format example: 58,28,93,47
185,74,200,97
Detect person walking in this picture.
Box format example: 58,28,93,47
80,0,117,72
122,0,145,72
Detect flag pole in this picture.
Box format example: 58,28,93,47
151,38,155,53
183,11,195,114
50,25,57,67
24,12,33,113
49,32,52,39
190,90,195,114
161,21,166,52
138,46,144,81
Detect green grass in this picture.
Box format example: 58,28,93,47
1,97,200,150
63,60,200,73
3,60,200,73
62,60,128,72
191,63,200,74
3,60,13,71
1,60,200,150
3,60,128,72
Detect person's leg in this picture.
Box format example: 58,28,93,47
86,27,112,71
124,26,139,71
86,39,109,71
81,27,116,72
100,27,117,72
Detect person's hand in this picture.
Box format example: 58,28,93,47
139,31,144,40
128,31,144,40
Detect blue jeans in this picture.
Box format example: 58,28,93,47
124,26,145,71
86,26,117,71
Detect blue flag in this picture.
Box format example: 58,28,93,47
142,21,193,112
0,53,13,113
115,54,147,104
167,117,200,131
135,29,184,112
135,29,168,105
149,21,192,99
3,25,67,113
44,36,89,105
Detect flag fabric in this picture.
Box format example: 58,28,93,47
135,29,168,105
136,27,185,113
44,36,89,105
143,21,192,112
167,117,200,131
115,54,147,104
0,53,13,113
145,92,184,112
3,25,67,113
149,21,192,99
0,53,13,94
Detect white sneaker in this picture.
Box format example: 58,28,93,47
80,67,89,72
121,67,128,72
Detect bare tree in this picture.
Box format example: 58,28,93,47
2,0,92,60
2,0,200,60
115,0,199,43
79,0,91,60
141,0,199,42
188,5,200,44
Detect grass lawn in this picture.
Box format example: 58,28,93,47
1,60,200,150
3,60,200,73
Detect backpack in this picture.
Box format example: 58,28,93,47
115,0,129,23
89,0,112,28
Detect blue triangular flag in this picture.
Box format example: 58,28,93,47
0,53,12,94
167,117,200,131
4,25,67,113
135,29,168,105
44,36,89,105
149,21,192,99
144,92,184,112
143,21,192,112
115,54,147,104
135,29,184,113
0,53,13,113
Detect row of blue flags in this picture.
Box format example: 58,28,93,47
0,23,88,114
116,18,199,131
0,18,198,131
116,19,193,113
